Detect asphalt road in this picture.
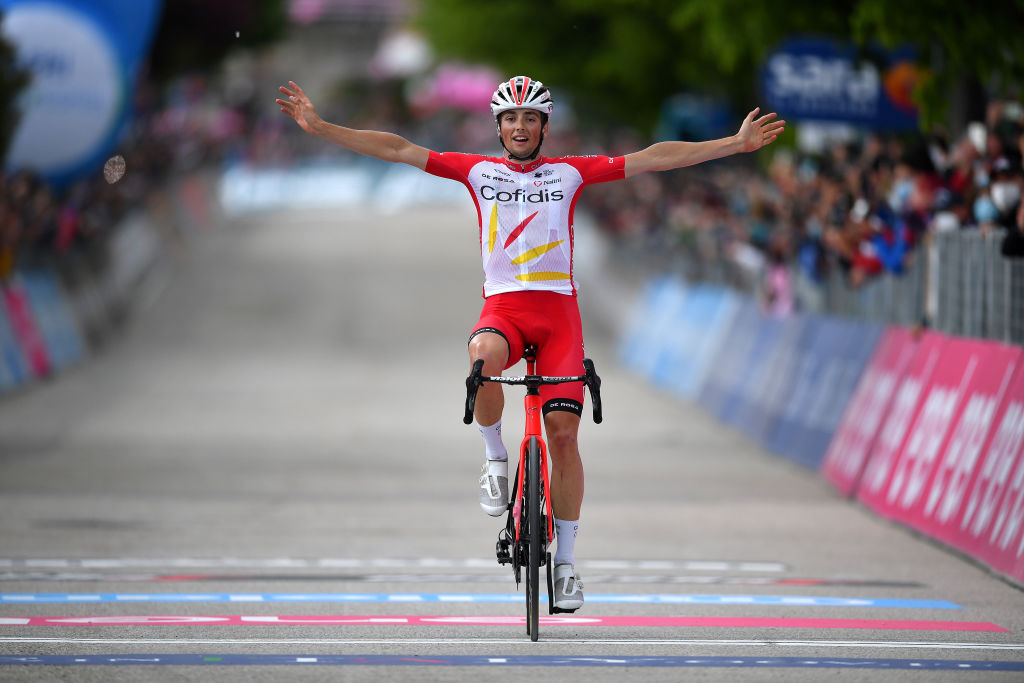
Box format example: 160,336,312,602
1,201,1023,682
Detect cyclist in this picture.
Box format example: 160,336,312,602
277,76,784,611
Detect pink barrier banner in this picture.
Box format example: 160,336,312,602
857,331,946,508
2,282,50,378
821,327,917,496
856,334,1024,585
943,356,1024,583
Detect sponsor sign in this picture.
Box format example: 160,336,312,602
822,327,918,495
18,268,84,371
619,276,688,381
1,0,162,187
943,355,1024,583
0,301,30,391
761,37,920,129
659,285,741,399
718,311,787,426
1,279,50,378
865,339,997,519
857,331,946,509
696,299,760,414
732,314,806,442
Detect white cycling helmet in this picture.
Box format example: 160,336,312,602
490,76,554,117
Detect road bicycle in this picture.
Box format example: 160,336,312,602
464,345,602,641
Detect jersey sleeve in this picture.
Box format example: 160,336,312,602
425,151,483,182
561,155,626,185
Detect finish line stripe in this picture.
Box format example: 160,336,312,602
0,593,961,609
0,558,786,572
4,637,1024,651
1,654,1022,670
0,615,1006,632
0,573,926,588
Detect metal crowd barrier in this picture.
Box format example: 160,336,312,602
811,229,1023,345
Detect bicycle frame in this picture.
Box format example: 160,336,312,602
512,350,554,545
464,347,602,640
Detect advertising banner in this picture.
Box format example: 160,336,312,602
717,312,786,427
619,276,687,381
784,318,883,469
733,315,806,443
697,299,760,416
858,331,946,511
0,301,29,391
874,338,998,520
766,316,840,462
761,37,920,130
821,327,918,496
19,268,84,371
908,344,1022,535
659,285,740,399
1,280,50,378
1,0,163,186
953,361,1024,583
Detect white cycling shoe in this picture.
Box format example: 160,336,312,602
478,460,508,517
552,563,584,611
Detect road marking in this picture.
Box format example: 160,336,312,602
0,558,787,571
0,615,1007,631
2,637,1023,650
0,654,1022,669
0,572,925,587
0,593,961,608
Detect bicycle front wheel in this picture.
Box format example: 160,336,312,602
525,436,541,641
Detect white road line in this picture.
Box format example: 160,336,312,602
1,637,1022,651
0,558,787,572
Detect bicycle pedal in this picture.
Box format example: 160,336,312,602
550,606,579,614
495,533,512,565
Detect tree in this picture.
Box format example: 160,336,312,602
148,0,287,84
415,0,1024,135
851,0,1024,129
0,9,31,162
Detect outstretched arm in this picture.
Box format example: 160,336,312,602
276,81,430,170
623,108,785,178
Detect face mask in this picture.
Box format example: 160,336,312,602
991,181,1021,213
974,195,999,223
888,179,913,211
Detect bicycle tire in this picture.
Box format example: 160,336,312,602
525,435,541,641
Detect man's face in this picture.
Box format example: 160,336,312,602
499,109,548,159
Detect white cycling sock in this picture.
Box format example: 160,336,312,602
477,419,507,461
553,518,579,566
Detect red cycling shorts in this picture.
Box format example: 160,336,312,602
469,290,585,416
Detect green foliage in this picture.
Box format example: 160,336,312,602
416,0,1023,135
148,0,287,84
851,0,1024,128
0,9,31,161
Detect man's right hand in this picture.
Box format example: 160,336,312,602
276,81,320,135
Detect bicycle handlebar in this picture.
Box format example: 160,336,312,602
463,358,603,425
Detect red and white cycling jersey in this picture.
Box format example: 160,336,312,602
425,152,625,297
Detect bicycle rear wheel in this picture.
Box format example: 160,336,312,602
525,436,541,641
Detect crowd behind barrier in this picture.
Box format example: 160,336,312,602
585,102,1024,345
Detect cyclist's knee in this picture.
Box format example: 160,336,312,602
469,332,509,372
545,413,580,458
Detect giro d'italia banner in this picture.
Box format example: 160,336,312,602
0,0,162,187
